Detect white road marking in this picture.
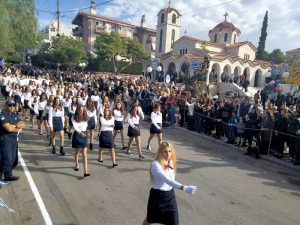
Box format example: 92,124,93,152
18,151,53,225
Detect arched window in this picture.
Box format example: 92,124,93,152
180,49,182,56
214,34,217,42
185,48,187,54
171,29,175,44
234,34,236,43
224,33,228,42
172,14,176,24
159,29,163,53
161,14,165,24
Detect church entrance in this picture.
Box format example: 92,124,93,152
180,62,189,77
254,69,262,87
211,63,220,83
167,62,177,82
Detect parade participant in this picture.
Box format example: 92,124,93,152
48,96,65,155
42,95,54,140
146,103,163,151
78,90,88,106
98,108,118,167
62,91,71,133
127,105,145,159
28,89,39,128
56,89,63,101
113,100,127,150
142,142,197,225
0,100,25,181
99,95,111,117
91,89,101,115
86,98,97,150
36,93,48,135
68,96,78,139
11,83,22,114
21,86,31,120
71,105,90,177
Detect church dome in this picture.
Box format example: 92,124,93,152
209,21,240,34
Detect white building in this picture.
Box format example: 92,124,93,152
41,19,73,43
155,7,271,88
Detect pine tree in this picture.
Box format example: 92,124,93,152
256,11,268,60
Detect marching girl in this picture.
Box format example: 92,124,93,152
142,142,197,225
68,96,78,139
78,90,88,106
48,96,65,155
146,103,163,151
42,95,54,142
28,89,39,128
86,98,97,150
21,86,31,120
36,93,48,135
98,108,118,167
99,95,111,117
11,83,22,114
62,92,71,133
113,100,127,150
56,89,63,101
71,105,90,178
90,89,101,115
127,105,145,159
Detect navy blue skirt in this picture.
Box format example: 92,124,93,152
147,188,179,225
53,117,63,132
24,100,29,109
127,124,140,137
64,107,69,117
99,130,113,149
42,113,48,121
87,117,96,130
72,131,88,148
150,123,162,134
37,110,43,120
14,95,22,104
114,120,123,131
93,101,98,109
68,113,74,127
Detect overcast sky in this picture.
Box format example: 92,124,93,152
36,0,300,52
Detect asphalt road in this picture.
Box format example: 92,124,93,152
1,121,300,225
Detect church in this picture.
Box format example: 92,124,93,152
154,6,271,87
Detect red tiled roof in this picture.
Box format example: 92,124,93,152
226,41,257,50
286,48,300,53
209,21,241,33
158,7,182,16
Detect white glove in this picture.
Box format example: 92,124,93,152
183,185,197,195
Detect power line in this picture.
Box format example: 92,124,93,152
181,0,239,16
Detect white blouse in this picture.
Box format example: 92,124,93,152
150,160,182,191
87,109,98,124
48,107,64,128
100,117,114,132
151,111,162,129
72,118,88,133
113,109,124,122
62,98,71,108
127,113,140,129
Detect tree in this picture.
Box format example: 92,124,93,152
94,32,149,74
269,48,285,64
0,0,41,61
256,11,268,60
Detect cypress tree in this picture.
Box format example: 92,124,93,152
256,11,268,60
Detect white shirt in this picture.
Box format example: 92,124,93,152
151,111,162,129
78,97,87,106
138,106,144,120
87,109,98,124
48,107,64,128
185,102,195,116
37,100,47,111
113,109,124,122
72,118,88,133
62,98,71,108
127,113,140,129
100,117,114,132
150,160,182,191
69,104,77,114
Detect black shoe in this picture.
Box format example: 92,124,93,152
113,163,118,167
52,146,56,154
98,158,103,162
122,147,128,150
84,173,90,177
235,142,241,146
4,176,19,181
89,143,93,150
68,132,72,139
74,167,79,171
60,147,65,156
64,127,67,133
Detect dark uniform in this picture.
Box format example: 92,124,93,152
0,110,21,180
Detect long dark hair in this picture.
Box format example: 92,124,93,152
74,105,88,122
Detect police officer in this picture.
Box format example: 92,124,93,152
0,100,25,181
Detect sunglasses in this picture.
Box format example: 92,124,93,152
7,104,16,107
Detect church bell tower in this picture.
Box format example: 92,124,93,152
155,1,181,57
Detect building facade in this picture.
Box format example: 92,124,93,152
156,7,271,88
72,2,156,55
41,19,73,43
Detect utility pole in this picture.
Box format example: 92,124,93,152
56,0,60,36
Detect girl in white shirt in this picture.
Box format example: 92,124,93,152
71,106,90,178
21,86,31,120
62,92,71,133
146,103,163,151
36,93,48,135
28,89,39,129
86,98,97,150
49,96,65,155
127,105,145,159
143,142,197,225
68,96,78,139
98,108,118,167
42,95,54,142
90,89,101,115
113,101,127,150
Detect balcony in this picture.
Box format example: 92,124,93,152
72,26,82,37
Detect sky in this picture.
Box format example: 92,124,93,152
35,0,300,52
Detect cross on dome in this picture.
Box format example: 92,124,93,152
224,12,229,21
168,0,171,8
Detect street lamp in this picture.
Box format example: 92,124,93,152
79,62,86,72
